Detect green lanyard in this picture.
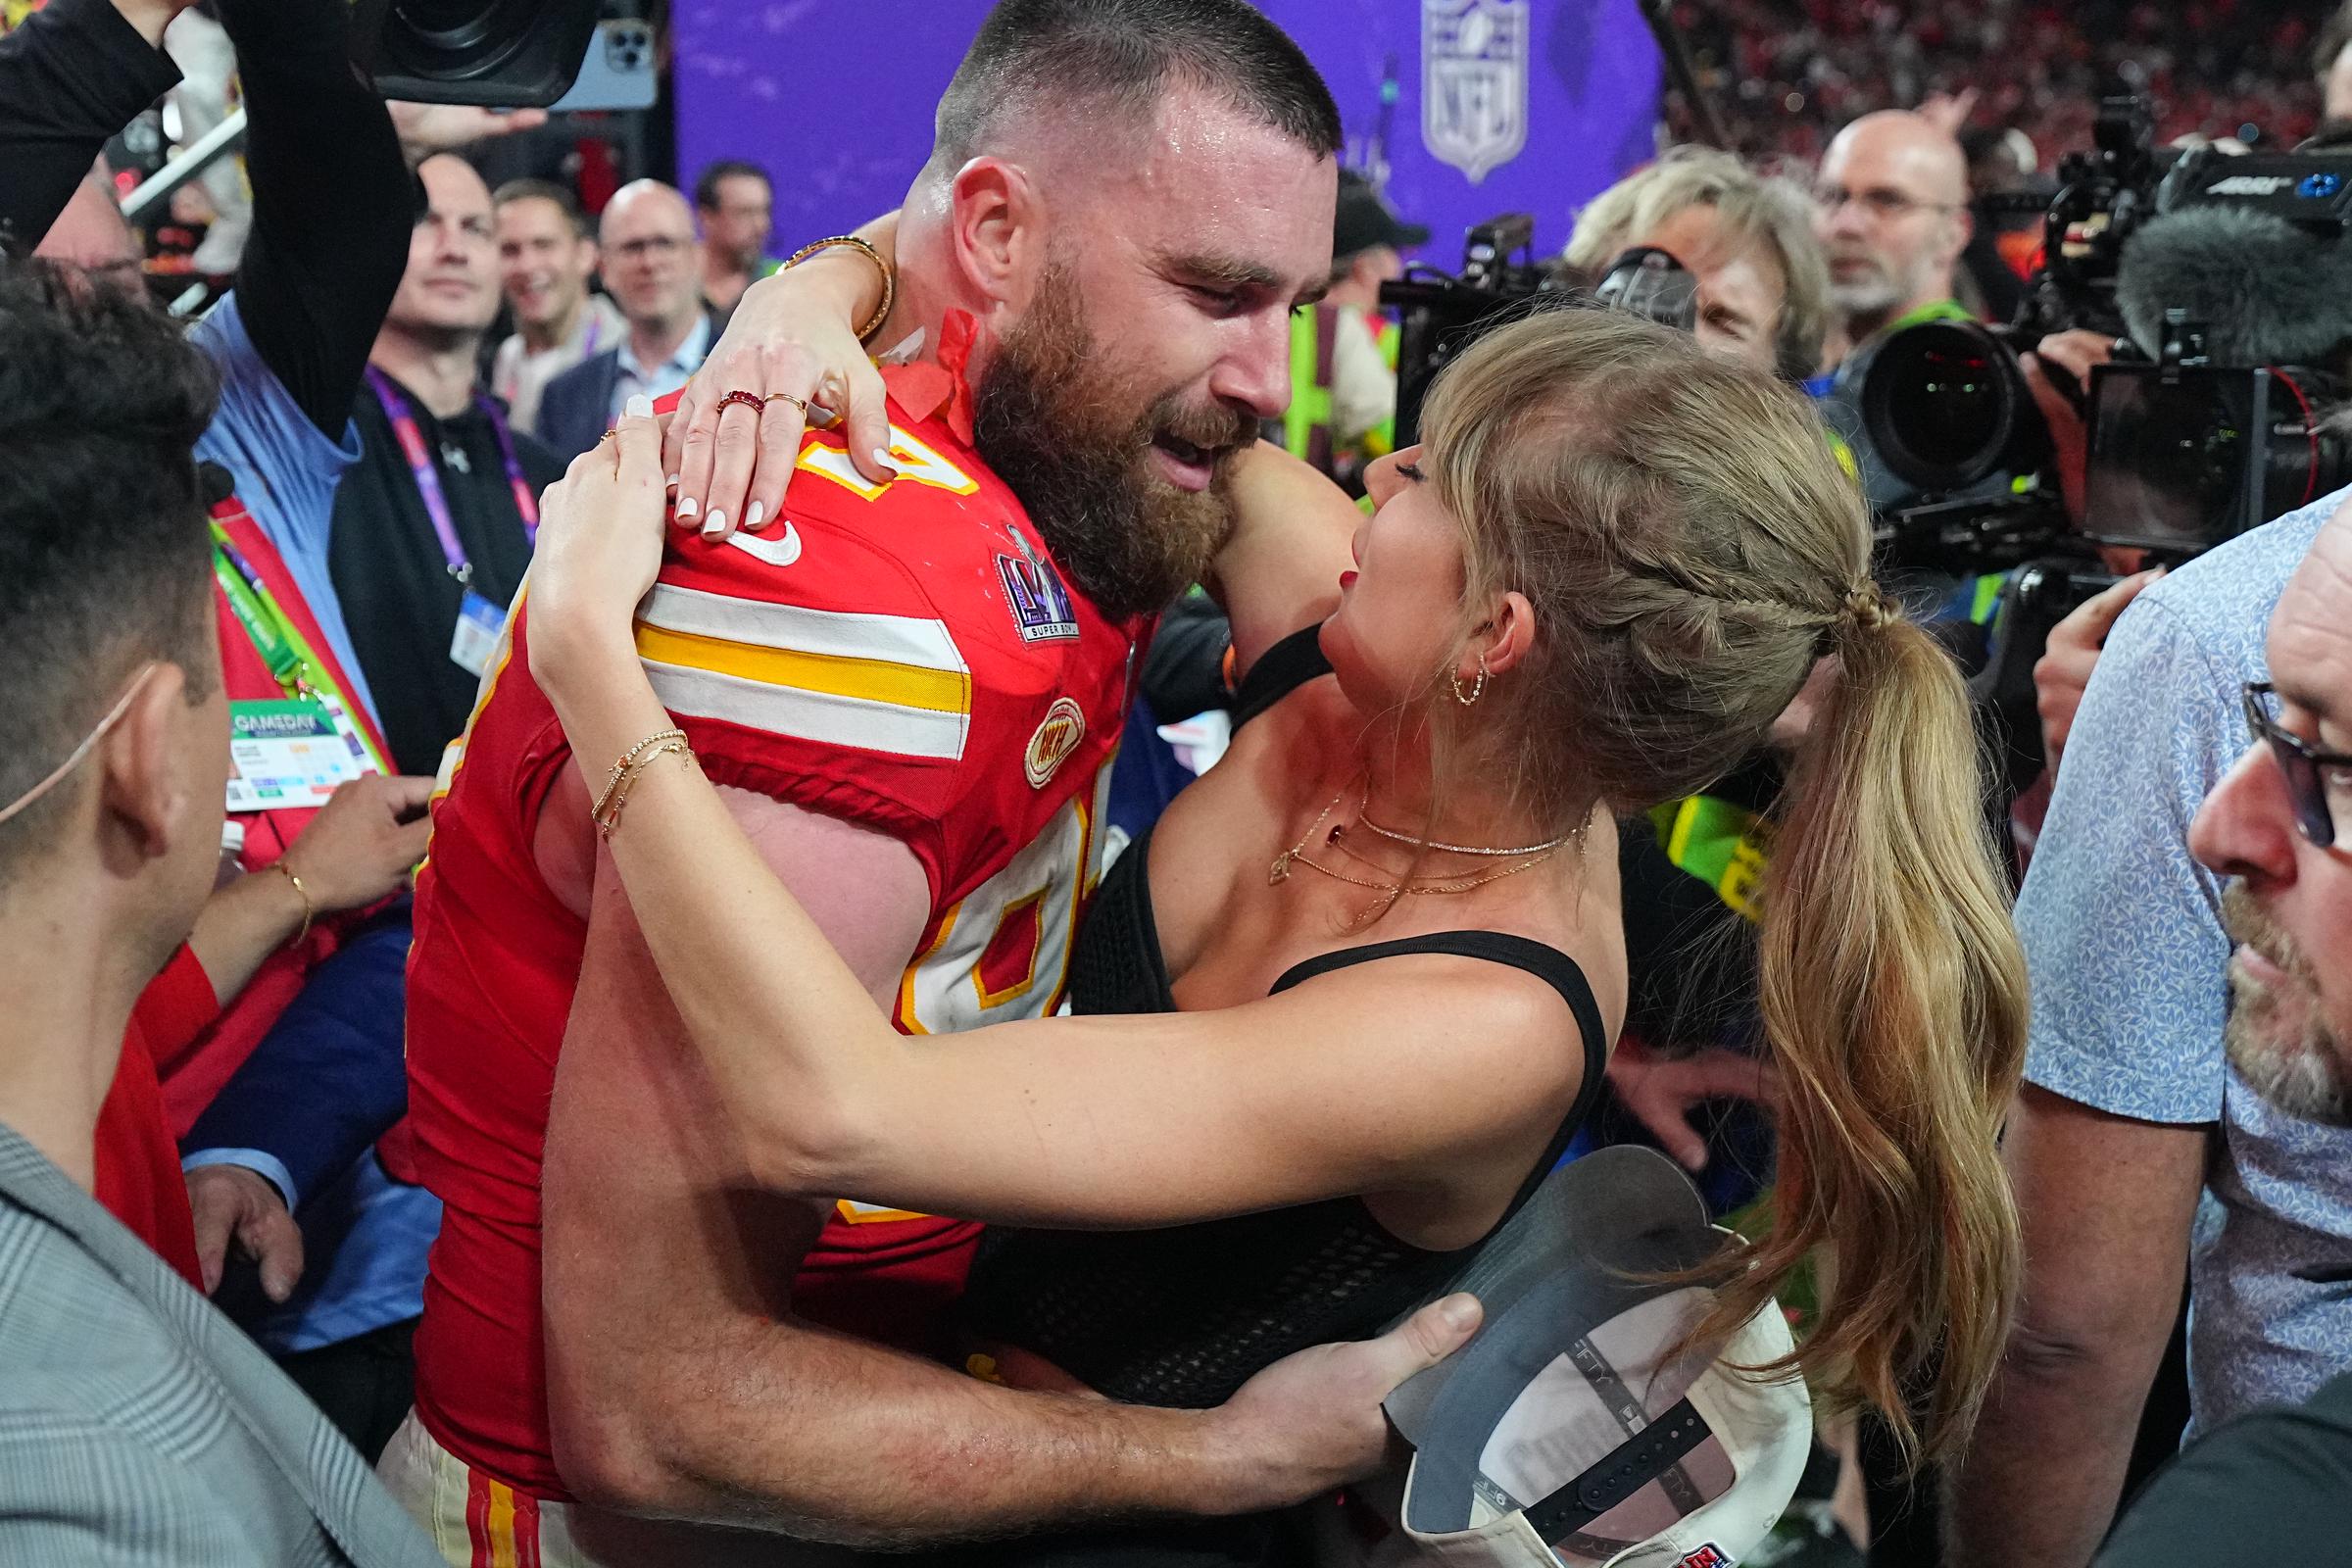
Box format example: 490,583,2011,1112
1647,794,1772,922
210,522,389,777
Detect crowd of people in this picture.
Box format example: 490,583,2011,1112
1675,0,2333,168
4,0,2352,1566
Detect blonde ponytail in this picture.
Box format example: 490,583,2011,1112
1728,611,2029,1462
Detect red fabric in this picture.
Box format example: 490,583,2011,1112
403,343,1150,1498
94,944,220,1289
92,498,402,1283
157,501,393,1135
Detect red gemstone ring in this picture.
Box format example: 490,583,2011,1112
715,389,765,416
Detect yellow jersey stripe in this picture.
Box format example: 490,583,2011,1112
634,622,971,714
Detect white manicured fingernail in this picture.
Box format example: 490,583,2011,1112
624,393,654,418
872,449,902,474
676,495,699,519
745,501,766,530
703,511,727,539
665,473,681,491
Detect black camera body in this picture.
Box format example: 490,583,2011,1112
1863,97,2352,580
1380,219,1705,448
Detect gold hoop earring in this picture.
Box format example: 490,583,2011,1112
1450,653,1489,707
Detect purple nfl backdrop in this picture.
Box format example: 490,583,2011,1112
672,0,1662,266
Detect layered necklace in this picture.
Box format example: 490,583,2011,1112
1268,781,1577,922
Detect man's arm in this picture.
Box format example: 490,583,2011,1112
539,788,1459,1544
212,0,410,438
0,0,184,253
1207,442,1358,677
1943,1085,2207,1568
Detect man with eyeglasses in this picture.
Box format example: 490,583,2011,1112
1810,110,1975,510
1946,483,2352,1568
539,179,713,463
2057,510,2352,1568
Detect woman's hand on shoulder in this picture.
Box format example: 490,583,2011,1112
528,396,668,702
665,224,900,543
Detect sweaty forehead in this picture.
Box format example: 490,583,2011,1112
2270,514,2352,725
1075,88,1336,295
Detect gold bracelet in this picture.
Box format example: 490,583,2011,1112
784,234,896,344
271,858,314,946
592,740,693,840
591,728,688,824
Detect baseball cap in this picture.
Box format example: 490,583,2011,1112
1378,1146,1814,1568
1335,170,1433,261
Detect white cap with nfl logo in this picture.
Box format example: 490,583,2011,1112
1372,1145,1814,1568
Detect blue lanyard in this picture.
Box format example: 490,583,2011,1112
367,367,539,587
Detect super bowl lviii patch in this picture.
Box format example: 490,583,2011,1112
998,548,1079,642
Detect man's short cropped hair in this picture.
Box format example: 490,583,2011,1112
2318,1,2352,78
0,261,218,873
493,178,591,240
692,160,772,213
1562,145,1833,383
934,0,1342,170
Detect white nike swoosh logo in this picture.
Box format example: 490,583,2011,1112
726,517,803,567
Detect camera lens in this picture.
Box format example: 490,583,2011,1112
1859,319,2047,493
383,0,542,74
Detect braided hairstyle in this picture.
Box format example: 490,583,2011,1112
1419,305,2027,1463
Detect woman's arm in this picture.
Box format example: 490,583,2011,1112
525,408,1584,1234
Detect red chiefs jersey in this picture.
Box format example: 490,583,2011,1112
403,317,1149,1498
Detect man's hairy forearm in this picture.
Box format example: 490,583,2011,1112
603,1307,1232,1546
1944,1341,2153,1568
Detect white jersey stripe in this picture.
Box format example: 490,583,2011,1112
640,583,966,677
644,657,970,762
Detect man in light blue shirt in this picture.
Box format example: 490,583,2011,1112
535,180,712,461
1948,488,2352,1568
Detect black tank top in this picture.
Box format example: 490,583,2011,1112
958,629,1608,1408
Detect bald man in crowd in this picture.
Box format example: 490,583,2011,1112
537,180,713,462
1812,110,1974,508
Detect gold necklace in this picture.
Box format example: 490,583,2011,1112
1269,785,1564,899
1354,805,1573,858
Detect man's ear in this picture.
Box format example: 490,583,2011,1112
1482,592,1538,677
945,156,1048,313
95,663,194,869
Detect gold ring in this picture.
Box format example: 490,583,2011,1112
765,392,811,416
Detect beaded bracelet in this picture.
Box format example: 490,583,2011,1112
591,728,689,839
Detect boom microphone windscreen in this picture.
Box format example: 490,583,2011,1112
2118,204,2352,365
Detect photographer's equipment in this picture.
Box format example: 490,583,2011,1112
2082,311,2352,552
348,0,603,107
1637,0,1729,151
1381,213,1568,448
1593,248,1698,335
1864,95,2352,579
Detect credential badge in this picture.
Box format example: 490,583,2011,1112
1422,0,1530,185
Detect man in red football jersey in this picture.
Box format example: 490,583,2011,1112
385,2,1478,1562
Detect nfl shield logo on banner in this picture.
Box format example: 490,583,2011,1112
1422,0,1530,184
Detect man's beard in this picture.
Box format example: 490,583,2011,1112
2221,881,2352,1125
972,265,1252,622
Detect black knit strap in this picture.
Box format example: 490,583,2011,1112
1522,1396,1713,1540
1230,623,1333,731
